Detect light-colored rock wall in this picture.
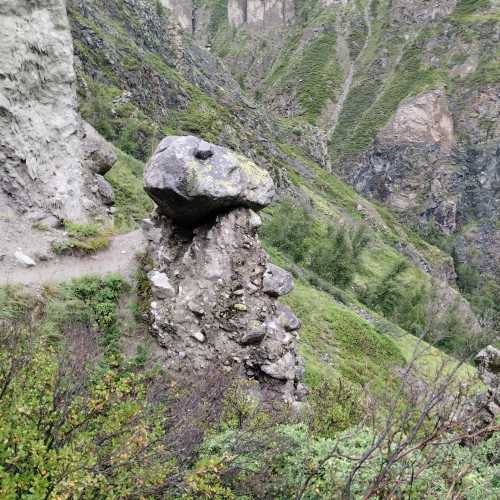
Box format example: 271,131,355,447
0,0,98,221
161,0,193,31
378,90,455,153
228,0,295,29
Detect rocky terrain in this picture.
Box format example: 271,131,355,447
0,0,117,273
171,0,499,278
0,1,498,498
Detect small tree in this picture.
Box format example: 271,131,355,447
260,199,313,262
308,223,369,288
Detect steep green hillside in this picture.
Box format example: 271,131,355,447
0,1,497,498
68,0,491,355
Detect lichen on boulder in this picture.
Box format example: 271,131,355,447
144,135,275,227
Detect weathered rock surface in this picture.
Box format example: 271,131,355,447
81,121,117,175
262,263,294,297
146,208,304,403
378,90,455,154
472,345,500,434
0,0,115,267
144,136,275,226
0,0,112,221
475,345,500,390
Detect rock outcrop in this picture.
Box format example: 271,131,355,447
144,137,305,405
472,346,500,435
0,0,116,265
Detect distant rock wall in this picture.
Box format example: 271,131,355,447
162,0,295,35
228,0,295,30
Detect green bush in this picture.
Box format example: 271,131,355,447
105,151,154,231
260,199,313,262
308,224,369,287
456,262,481,295
51,222,114,256
195,422,500,498
0,277,176,498
361,259,428,335
261,200,369,289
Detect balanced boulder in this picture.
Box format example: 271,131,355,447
144,136,275,226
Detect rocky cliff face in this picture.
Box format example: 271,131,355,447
177,0,499,280
0,0,115,262
143,136,305,405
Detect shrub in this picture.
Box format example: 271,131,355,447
105,151,154,231
0,277,176,498
260,199,313,262
308,224,369,288
361,259,428,335
456,262,481,295
52,221,114,256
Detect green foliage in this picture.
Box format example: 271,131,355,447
456,262,481,295
0,286,38,322
295,26,341,123
155,0,165,16
330,38,445,160
208,0,229,35
52,221,113,256
105,150,154,231
41,274,126,354
308,377,363,437
174,92,231,143
284,281,404,397
183,456,236,499
309,224,369,287
361,259,428,335
196,422,500,499
260,199,313,262
79,80,160,161
265,10,340,123
0,277,175,498
453,0,490,18
261,200,369,289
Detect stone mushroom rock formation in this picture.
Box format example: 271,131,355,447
475,345,500,391
471,346,500,433
144,135,275,227
143,136,305,405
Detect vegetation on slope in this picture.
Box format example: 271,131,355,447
1,274,496,498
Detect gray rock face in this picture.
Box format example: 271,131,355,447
471,345,500,435
262,263,294,297
0,1,115,266
144,136,275,227
475,345,500,389
0,1,111,221
81,121,117,175
275,303,301,332
146,207,304,404
148,271,176,299
94,175,115,206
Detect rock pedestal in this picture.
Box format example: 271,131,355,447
143,136,305,404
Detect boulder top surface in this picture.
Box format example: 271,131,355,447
144,135,275,227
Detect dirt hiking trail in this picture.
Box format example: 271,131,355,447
0,230,146,287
